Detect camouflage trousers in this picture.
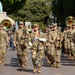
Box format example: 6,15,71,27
54,48,61,63
64,39,75,57
47,44,61,65
69,42,75,57
65,39,74,56
46,44,55,64
16,44,29,67
31,49,44,67
0,45,7,62
64,40,68,54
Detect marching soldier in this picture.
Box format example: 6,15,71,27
44,27,50,64
0,24,9,63
47,23,63,68
0,30,4,63
66,25,73,59
63,26,69,56
14,21,29,68
46,25,55,66
29,24,46,73
53,23,63,68
71,23,75,60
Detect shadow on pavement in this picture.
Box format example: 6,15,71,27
17,68,33,73
42,54,75,67
61,54,75,66
42,58,51,67
4,58,19,67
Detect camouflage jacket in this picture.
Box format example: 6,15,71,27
14,27,28,45
29,31,46,50
0,30,9,45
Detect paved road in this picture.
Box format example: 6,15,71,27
0,47,75,75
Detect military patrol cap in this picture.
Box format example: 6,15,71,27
53,23,57,27
33,24,39,27
19,21,24,25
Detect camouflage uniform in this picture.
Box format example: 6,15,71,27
63,27,69,56
48,23,63,68
54,29,63,68
71,29,75,59
66,27,73,58
0,29,8,63
0,32,4,63
46,25,55,65
29,24,46,73
14,22,29,68
44,28,50,63
71,24,75,60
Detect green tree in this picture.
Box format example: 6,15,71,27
0,0,26,14
0,0,53,30
9,0,52,29
52,0,75,29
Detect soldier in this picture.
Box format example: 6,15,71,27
46,25,55,66
14,21,29,68
48,23,63,68
0,30,3,63
71,23,75,60
63,26,69,56
66,25,73,59
44,27,49,62
0,24,9,63
29,24,46,73
54,23,63,68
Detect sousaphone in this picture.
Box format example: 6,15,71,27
65,16,75,26
1,19,11,31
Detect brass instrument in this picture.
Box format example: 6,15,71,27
65,16,75,26
1,19,12,31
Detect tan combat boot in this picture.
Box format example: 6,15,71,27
21,64,26,68
1,57,5,62
18,63,21,67
70,56,74,60
0,60,2,64
53,62,56,67
46,57,51,64
68,54,71,59
0,57,2,64
56,62,60,68
37,67,41,74
33,66,37,73
21,61,26,68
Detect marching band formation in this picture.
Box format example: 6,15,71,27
0,16,75,74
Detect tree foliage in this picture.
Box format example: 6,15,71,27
10,0,51,21
0,0,52,30
0,0,26,14
52,0,75,29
